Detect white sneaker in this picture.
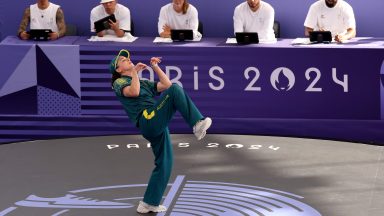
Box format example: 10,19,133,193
136,201,167,213
193,117,212,140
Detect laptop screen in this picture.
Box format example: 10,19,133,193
235,32,259,44
309,31,332,43
171,29,193,41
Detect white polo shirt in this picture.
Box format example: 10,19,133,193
233,1,275,41
304,0,356,37
90,4,131,35
30,3,60,33
158,3,201,38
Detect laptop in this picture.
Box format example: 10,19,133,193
171,29,193,41
28,29,52,41
235,32,259,44
94,14,116,33
309,31,332,43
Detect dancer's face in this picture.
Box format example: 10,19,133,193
116,56,134,72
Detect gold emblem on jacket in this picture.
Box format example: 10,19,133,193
143,109,155,120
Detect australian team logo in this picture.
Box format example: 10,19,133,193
1,175,321,216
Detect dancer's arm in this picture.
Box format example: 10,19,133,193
151,57,172,92
122,63,146,97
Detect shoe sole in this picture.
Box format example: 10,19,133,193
197,118,212,140
137,208,166,213
137,203,167,213
137,209,149,213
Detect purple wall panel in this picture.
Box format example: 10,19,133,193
0,45,34,89
39,45,81,97
37,86,81,116
0,41,81,116
0,87,38,114
0,36,384,144
79,44,382,120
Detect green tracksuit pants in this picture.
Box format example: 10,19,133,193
138,84,203,206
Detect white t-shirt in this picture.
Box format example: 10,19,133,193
30,3,60,33
304,0,356,37
233,1,275,41
158,3,201,38
90,4,131,35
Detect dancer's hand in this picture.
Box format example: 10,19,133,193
150,57,162,67
134,62,147,72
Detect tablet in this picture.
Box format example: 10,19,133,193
28,29,52,41
94,14,117,33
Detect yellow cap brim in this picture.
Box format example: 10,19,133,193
113,49,130,70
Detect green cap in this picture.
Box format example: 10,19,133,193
109,49,130,74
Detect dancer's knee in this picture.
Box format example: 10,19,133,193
169,83,183,93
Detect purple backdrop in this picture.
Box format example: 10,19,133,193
0,36,384,144
76,37,383,120
1,0,384,40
